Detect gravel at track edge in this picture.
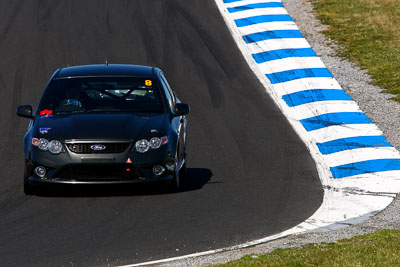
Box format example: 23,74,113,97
160,0,400,266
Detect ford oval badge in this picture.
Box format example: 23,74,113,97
91,144,106,151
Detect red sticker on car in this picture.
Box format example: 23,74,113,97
40,109,53,115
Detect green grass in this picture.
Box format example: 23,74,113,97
217,230,400,266
311,0,400,102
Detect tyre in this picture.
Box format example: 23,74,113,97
167,153,181,193
179,141,188,184
24,180,35,195
179,161,187,179
179,158,188,188
23,163,36,195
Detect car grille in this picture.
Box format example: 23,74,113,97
55,165,138,181
66,143,130,154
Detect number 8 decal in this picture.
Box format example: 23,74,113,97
145,80,152,86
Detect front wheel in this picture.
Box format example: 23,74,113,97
24,163,36,195
179,161,187,181
179,140,188,185
167,154,181,193
24,180,35,195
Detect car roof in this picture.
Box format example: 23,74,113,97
55,64,156,79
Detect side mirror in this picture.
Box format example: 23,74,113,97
16,105,34,119
174,103,190,117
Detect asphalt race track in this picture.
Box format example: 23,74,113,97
0,1,323,266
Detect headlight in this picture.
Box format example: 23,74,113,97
135,136,168,153
149,137,161,149
38,138,49,151
47,140,63,154
135,139,150,153
33,138,64,154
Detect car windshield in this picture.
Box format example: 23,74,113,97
39,77,164,114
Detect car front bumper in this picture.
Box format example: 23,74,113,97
26,174,174,185
26,143,176,185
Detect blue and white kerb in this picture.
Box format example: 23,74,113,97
220,0,400,180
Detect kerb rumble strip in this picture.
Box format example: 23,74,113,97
216,0,400,231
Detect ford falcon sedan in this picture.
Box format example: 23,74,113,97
17,64,189,194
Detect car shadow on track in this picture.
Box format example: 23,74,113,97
34,168,213,197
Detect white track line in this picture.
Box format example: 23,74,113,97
270,77,342,95
225,0,283,8
310,124,383,143
259,57,325,74
340,170,400,180
239,21,299,34
246,38,311,53
289,101,361,120
323,147,400,167
271,77,342,96
230,8,288,19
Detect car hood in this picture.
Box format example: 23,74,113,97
34,113,169,141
